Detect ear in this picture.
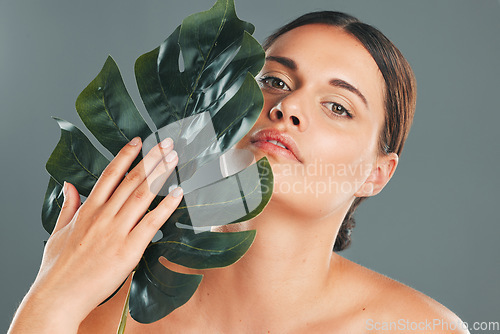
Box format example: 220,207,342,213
354,153,399,197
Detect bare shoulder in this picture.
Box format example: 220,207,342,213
323,255,470,333
366,273,469,334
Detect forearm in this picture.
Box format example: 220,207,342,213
8,286,82,334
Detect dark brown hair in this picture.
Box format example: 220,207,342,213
263,11,417,251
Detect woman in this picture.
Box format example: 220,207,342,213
9,11,468,334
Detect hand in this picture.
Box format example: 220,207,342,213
9,137,183,333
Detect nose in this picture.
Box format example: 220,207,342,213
268,93,309,131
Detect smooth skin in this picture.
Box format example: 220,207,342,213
10,24,469,334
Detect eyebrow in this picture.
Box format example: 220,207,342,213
265,56,369,108
265,56,297,70
329,79,369,108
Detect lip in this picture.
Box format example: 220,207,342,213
250,128,303,163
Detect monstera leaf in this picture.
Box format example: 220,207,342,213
42,0,273,324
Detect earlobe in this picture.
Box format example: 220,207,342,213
354,153,399,198
357,182,374,197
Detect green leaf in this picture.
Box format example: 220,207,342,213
75,56,152,156
45,117,110,197
156,157,272,270
41,176,64,234
155,230,257,270
135,1,262,132
163,156,273,231
148,73,264,194
129,258,203,324
42,0,271,324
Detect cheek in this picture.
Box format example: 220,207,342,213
302,138,372,201
308,126,376,179
274,128,377,210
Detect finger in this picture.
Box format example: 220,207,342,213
126,187,184,250
52,182,81,235
114,149,178,231
104,137,174,214
86,137,143,206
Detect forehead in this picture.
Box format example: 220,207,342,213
265,24,385,112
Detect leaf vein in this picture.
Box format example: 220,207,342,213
158,235,251,253
69,132,100,180
99,93,130,142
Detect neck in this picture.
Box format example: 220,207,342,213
177,198,348,331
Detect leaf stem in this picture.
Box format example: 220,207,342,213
116,274,133,334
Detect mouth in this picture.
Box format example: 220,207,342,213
265,139,287,150
250,129,303,163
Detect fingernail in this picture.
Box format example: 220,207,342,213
170,187,183,198
129,137,141,146
164,150,177,163
63,181,68,199
160,137,173,148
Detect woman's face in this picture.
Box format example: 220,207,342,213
236,24,390,220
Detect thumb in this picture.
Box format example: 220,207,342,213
52,181,81,235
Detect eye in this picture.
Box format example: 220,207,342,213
259,76,290,91
323,102,353,118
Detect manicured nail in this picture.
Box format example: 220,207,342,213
164,150,177,163
160,137,173,148
129,137,141,146
63,181,68,198
170,187,183,198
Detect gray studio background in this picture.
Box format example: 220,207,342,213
1,0,499,332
